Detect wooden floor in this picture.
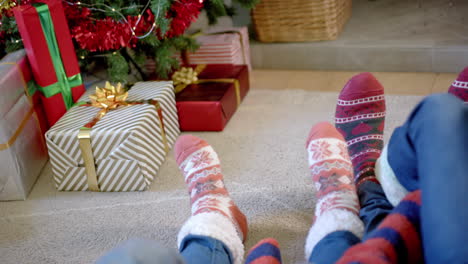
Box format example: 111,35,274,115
251,70,457,95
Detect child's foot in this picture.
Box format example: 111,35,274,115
448,67,468,102
245,238,282,264
304,122,364,260
175,135,247,264
335,73,386,187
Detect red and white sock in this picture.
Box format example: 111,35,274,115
304,122,364,260
448,67,468,102
175,135,247,264
335,72,386,186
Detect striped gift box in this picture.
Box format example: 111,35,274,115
184,27,251,71
45,81,180,192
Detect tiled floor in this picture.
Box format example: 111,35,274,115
251,70,457,96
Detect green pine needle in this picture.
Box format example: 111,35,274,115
107,52,129,83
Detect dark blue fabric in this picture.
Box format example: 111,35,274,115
387,94,468,263
180,234,233,264
245,242,282,263
358,181,394,234
309,230,360,264
391,200,421,230
366,227,407,263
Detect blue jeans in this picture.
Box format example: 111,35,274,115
97,235,232,264
310,94,468,264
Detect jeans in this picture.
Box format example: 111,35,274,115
310,94,468,264
97,235,232,264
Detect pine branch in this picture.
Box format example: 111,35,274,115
107,51,129,83
234,0,260,9
150,0,172,36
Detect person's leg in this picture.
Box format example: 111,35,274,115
380,94,468,263
335,73,394,234
309,231,360,264
304,122,364,264
448,66,468,102
179,235,233,264
245,238,282,264
174,135,248,264
97,239,185,264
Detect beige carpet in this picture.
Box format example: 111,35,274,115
0,90,424,264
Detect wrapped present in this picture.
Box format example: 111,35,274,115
14,0,85,127
182,27,252,71
45,81,180,192
174,64,249,131
0,50,48,201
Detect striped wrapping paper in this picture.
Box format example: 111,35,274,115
45,81,180,192
185,27,251,71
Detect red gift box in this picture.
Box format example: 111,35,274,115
175,64,249,131
14,0,85,127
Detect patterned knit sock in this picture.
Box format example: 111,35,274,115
448,67,468,102
245,238,282,264
335,72,386,186
337,190,422,264
304,122,364,260
175,135,247,264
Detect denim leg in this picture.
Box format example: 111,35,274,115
387,94,468,263
97,239,184,264
309,230,361,264
179,235,233,264
357,181,394,235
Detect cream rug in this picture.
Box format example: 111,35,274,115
0,90,424,264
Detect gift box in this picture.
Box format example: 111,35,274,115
14,0,85,127
175,64,249,131
0,50,49,201
45,81,180,192
183,27,252,71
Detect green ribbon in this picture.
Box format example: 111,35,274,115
27,80,38,97
33,3,82,110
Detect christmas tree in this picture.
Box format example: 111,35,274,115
0,0,258,82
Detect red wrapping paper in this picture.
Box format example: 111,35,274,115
14,0,85,126
16,53,49,134
175,64,249,131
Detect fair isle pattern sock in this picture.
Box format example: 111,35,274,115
304,122,364,260
335,72,386,186
175,135,247,264
245,238,282,264
448,67,468,102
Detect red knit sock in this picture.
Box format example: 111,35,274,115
175,135,248,242
306,122,360,216
304,122,364,260
448,67,468,102
335,72,386,186
245,238,282,264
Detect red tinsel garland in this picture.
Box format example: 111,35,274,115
65,0,203,52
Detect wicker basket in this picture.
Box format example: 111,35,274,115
252,0,352,42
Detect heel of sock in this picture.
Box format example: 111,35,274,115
304,209,364,261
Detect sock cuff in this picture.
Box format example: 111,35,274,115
376,145,409,206
304,209,364,261
177,212,244,264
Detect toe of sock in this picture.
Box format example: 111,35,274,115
174,135,210,166
306,122,345,147
456,66,468,81
339,72,384,100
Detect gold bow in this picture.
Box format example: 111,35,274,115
78,82,168,192
171,65,241,106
